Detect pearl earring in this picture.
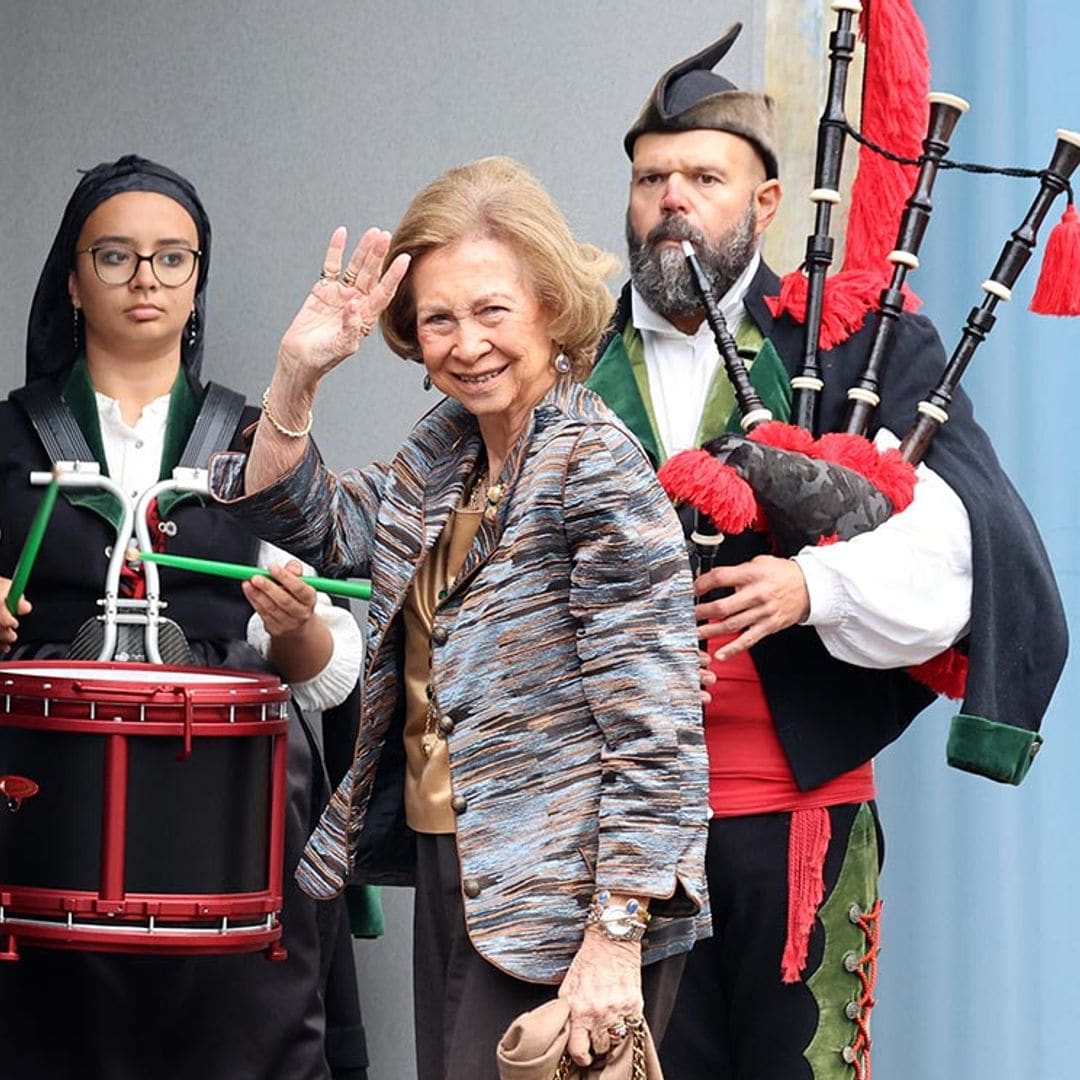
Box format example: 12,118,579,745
552,352,572,375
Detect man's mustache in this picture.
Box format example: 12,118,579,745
643,216,707,251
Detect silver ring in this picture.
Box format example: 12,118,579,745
608,1023,628,1040
341,270,358,287
318,269,339,284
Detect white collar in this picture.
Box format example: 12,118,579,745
95,389,172,430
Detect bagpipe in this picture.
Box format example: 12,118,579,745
657,0,1080,699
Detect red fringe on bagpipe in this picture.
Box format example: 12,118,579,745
748,422,917,512
906,646,969,700
656,449,760,535
657,426,918,535
763,270,919,351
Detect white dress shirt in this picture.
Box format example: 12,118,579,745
631,282,973,668
633,251,762,456
96,390,363,710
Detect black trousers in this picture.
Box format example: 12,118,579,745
660,803,883,1080
412,833,686,1080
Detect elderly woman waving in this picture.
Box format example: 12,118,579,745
211,157,708,1080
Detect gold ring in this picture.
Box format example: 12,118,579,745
318,269,339,283
608,1023,628,1040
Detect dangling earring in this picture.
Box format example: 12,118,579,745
187,308,198,348
72,305,81,353
552,351,572,375
423,373,433,391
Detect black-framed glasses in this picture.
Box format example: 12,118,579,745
76,244,201,287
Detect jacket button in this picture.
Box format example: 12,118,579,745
845,1001,861,1021
841,1046,857,1065
463,878,481,898
431,626,449,645
451,794,468,814
842,951,860,973
437,715,455,735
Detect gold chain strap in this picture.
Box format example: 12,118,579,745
551,1018,647,1080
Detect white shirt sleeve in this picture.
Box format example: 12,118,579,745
246,540,364,712
792,429,972,668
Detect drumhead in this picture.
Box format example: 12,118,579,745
0,665,260,685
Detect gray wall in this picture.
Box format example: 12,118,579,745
1,0,763,473
0,4,761,1076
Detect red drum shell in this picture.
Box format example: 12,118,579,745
0,661,290,959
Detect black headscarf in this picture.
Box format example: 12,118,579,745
25,154,212,383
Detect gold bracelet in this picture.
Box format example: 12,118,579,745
261,386,313,439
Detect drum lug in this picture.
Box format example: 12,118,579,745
266,941,288,962
93,899,128,916
176,686,195,761
0,932,19,963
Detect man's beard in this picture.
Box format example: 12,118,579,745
627,202,757,321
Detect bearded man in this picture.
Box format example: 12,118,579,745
587,24,1066,1080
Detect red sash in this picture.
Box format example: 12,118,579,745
703,631,875,982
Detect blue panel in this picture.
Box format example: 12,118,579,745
872,4,1080,1078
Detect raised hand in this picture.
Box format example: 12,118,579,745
277,227,411,385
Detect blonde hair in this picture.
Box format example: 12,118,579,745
380,157,619,380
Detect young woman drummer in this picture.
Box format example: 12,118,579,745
0,155,368,1080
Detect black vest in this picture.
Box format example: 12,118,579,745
0,383,258,650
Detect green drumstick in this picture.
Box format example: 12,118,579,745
138,551,373,601
6,477,61,615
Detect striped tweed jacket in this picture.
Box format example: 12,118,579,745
210,379,709,982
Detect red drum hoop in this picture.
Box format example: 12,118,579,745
0,660,290,961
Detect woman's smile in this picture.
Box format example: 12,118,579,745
453,363,508,386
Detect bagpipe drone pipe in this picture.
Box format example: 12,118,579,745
657,0,1080,700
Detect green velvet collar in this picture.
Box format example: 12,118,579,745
588,316,793,463
59,357,201,529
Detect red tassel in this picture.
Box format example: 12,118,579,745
1030,203,1080,315
781,807,831,983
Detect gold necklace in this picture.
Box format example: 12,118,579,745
461,462,505,521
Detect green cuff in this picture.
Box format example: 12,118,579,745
346,884,385,939
946,713,1044,785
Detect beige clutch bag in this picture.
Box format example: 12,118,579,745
497,998,662,1080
